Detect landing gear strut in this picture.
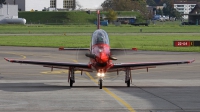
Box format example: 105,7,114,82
125,69,131,87
68,68,75,87
99,78,103,89
97,72,104,89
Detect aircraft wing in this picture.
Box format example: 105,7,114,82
58,47,133,52
58,48,134,56
59,47,89,51
4,58,92,72
108,60,195,72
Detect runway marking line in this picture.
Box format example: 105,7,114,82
0,52,26,59
85,72,136,112
72,60,135,112
41,70,81,74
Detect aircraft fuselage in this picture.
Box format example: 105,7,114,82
88,29,113,74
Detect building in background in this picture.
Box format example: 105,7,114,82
76,0,104,10
174,1,197,19
6,0,76,11
188,3,200,25
5,0,105,11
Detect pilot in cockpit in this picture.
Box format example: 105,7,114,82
96,33,105,44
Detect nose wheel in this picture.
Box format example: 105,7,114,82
99,78,103,89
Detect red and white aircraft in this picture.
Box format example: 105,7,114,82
5,11,194,89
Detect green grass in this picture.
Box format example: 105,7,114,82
1,24,200,52
18,11,142,25
0,34,199,52
0,23,200,34
19,12,97,24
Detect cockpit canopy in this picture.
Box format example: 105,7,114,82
92,29,109,45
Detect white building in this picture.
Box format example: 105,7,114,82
174,1,197,19
76,0,105,10
6,0,76,11
5,0,104,11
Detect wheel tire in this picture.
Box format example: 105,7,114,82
127,79,130,87
99,79,102,89
70,79,73,87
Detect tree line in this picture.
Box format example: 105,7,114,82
101,0,188,20
101,0,150,20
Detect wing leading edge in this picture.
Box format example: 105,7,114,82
109,60,195,72
4,58,195,72
4,58,92,72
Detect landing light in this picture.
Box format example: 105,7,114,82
97,73,105,77
97,73,101,77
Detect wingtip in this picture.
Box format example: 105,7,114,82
4,58,13,62
187,59,195,63
4,58,9,61
190,59,195,63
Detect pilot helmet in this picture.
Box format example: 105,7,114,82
97,33,104,43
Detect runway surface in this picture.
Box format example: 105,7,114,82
0,46,200,112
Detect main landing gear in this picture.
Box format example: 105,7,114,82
68,68,75,87
125,69,132,87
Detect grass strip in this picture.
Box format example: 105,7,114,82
1,24,200,34
0,34,199,52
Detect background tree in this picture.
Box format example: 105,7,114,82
147,0,157,6
157,8,163,15
76,1,82,10
101,0,112,11
101,0,149,21
159,0,181,18
101,0,146,11
106,9,117,23
113,0,134,11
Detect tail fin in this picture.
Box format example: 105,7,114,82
97,10,100,29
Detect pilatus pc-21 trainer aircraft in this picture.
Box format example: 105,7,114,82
5,11,194,89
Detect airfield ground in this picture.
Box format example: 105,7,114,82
0,46,200,112
0,23,200,112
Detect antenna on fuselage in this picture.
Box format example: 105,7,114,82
97,10,100,29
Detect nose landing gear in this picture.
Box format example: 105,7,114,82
97,72,104,89
99,78,103,89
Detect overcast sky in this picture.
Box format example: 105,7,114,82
76,0,105,9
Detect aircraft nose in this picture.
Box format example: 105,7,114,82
99,52,108,63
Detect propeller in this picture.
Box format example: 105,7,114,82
85,53,96,59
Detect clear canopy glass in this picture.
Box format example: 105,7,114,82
91,29,109,45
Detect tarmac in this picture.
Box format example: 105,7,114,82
0,46,200,112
